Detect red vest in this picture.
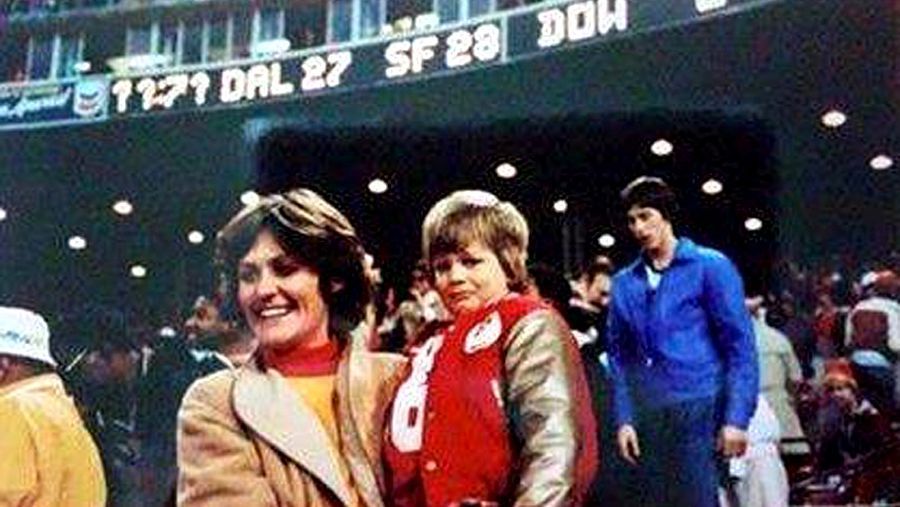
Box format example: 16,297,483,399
384,295,551,506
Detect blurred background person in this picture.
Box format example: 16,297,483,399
384,190,597,506
0,306,106,507
746,296,809,455
177,188,406,506
137,294,253,507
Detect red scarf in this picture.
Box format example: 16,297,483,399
262,340,340,376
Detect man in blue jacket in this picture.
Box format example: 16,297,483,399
607,176,758,507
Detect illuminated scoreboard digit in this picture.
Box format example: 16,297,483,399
382,23,502,80
109,50,355,116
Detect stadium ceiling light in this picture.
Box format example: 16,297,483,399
820,109,847,129
597,234,616,248
130,264,147,278
744,217,763,231
368,178,389,194
701,179,723,195
552,199,568,213
0,207,7,222
869,154,893,171
68,235,87,250
495,163,517,179
651,138,674,156
240,190,260,206
158,326,176,338
187,230,205,244
112,199,134,216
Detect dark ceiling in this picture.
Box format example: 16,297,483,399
0,0,895,337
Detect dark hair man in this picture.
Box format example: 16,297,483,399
606,176,759,507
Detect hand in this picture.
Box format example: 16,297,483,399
617,425,641,465
717,425,749,457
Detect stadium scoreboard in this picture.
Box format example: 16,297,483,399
0,0,773,128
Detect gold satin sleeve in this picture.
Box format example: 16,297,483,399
504,309,598,507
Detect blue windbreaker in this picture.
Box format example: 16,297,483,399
607,238,759,429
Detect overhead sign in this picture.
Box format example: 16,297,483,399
0,76,110,130
0,0,775,125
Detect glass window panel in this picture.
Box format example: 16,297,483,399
329,0,352,42
57,34,81,78
436,0,459,23
28,36,53,80
232,11,252,59
159,22,179,65
182,20,202,64
126,25,152,55
207,14,228,62
258,8,282,42
359,0,382,39
469,0,492,17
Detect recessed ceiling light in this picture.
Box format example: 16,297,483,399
651,139,673,156
112,199,133,216
821,109,847,128
240,190,260,206
67,235,87,250
869,154,893,171
0,207,6,222
187,230,205,244
130,264,147,278
701,179,723,195
744,217,763,231
597,234,616,248
368,178,388,194
495,163,517,179
552,199,568,213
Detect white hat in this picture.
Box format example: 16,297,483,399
0,307,57,367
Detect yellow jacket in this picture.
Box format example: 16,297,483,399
0,373,106,507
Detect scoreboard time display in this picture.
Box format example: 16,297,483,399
106,0,769,117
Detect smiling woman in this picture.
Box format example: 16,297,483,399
175,188,407,507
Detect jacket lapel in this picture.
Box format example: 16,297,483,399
233,361,353,507
338,334,408,499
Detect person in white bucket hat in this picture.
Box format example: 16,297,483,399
0,306,107,507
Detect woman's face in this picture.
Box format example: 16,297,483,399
237,229,330,350
432,240,510,317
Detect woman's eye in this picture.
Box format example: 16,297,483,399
272,259,302,277
237,267,258,283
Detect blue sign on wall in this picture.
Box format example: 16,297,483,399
0,76,110,130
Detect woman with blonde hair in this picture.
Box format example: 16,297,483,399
383,190,598,506
177,188,406,507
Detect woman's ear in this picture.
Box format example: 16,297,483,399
330,280,346,294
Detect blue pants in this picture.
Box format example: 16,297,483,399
628,396,721,507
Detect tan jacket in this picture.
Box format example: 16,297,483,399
176,342,407,507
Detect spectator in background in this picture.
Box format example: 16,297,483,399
607,176,758,507
0,306,106,507
137,295,248,507
72,308,142,507
747,296,809,455
844,270,900,415
815,358,893,473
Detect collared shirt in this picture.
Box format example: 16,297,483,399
607,238,759,429
0,373,106,507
